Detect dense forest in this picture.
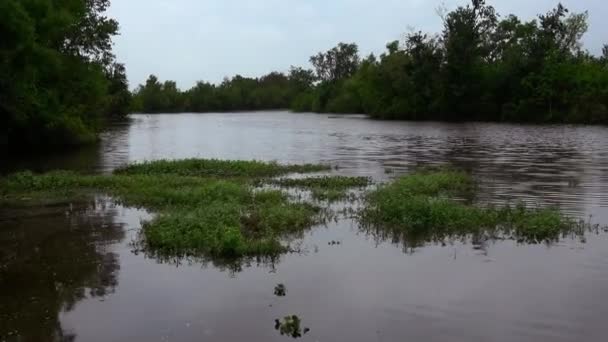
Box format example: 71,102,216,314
133,0,608,124
3,1,608,155
0,0,130,154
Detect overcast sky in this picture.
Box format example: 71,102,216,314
108,0,607,89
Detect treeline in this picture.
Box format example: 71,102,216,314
302,1,608,123
3,0,607,156
1,0,130,154
131,70,313,113
135,0,608,124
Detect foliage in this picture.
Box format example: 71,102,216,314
133,1,607,124
274,283,287,297
130,70,316,113
360,170,581,245
269,176,370,189
5,0,607,154
115,159,329,178
296,1,608,123
274,315,310,338
1,163,595,259
269,176,371,201
0,0,130,154
0,159,334,259
309,42,360,83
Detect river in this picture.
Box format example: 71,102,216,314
2,111,608,341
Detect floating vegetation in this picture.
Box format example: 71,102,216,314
1,163,597,265
269,176,371,201
274,315,309,338
274,283,287,297
270,176,371,189
0,159,331,260
360,170,586,246
115,158,330,178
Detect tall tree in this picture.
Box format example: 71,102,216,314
310,43,360,83
441,0,498,119
0,0,126,153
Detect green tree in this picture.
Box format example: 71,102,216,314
310,43,360,83
441,0,497,120
0,0,126,153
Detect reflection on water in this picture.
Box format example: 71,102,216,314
0,197,126,340
3,112,608,341
0,120,131,175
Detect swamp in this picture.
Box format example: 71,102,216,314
2,112,608,341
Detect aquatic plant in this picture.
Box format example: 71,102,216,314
0,159,329,259
270,176,370,189
274,284,287,297
1,163,595,262
115,158,329,178
360,170,581,245
274,315,309,338
269,176,371,201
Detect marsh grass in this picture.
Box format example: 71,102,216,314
361,170,582,245
0,160,330,259
274,315,309,338
1,164,595,260
115,158,330,178
269,176,371,201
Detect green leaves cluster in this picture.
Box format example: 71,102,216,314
360,170,580,245
0,0,130,154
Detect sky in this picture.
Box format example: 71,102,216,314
107,0,607,89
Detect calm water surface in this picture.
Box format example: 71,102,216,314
2,111,608,341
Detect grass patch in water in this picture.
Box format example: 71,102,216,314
275,315,309,338
269,176,371,201
0,160,329,259
115,158,330,178
142,197,319,257
361,170,579,244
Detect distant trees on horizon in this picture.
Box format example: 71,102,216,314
133,0,608,124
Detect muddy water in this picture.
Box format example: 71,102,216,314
2,111,608,341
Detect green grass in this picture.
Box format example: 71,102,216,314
377,169,473,197
269,176,371,201
0,159,330,259
1,165,590,259
115,158,330,178
361,170,579,244
141,196,320,257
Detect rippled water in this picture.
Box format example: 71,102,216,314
2,111,608,341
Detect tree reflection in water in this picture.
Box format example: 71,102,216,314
0,197,124,341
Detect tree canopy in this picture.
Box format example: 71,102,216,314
4,0,607,153
1,0,130,154
133,1,608,125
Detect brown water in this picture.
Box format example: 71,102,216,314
2,111,608,342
